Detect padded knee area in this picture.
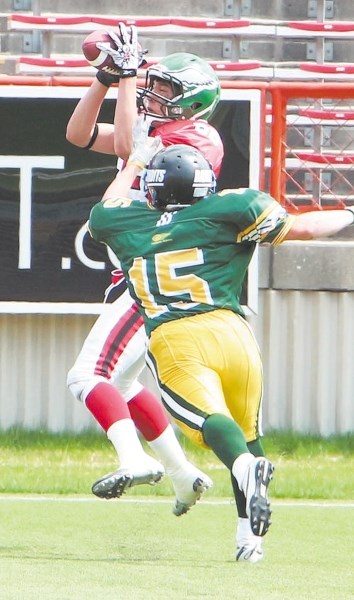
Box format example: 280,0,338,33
66,368,106,403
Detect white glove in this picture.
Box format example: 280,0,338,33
127,118,162,169
96,22,147,77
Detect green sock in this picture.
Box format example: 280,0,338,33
231,472,247,518
247,438,264,457
202,413,249,470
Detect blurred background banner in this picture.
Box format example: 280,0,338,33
0,89,116,304
0,87,259,309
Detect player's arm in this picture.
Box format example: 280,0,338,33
102,119,162,201
93,23,146,160
112,24,151,160
113,75,138,160
284,208,354,240
102,162,141,201
66,76,115,154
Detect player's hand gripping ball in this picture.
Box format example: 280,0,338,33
82,24,147,77
82,29,121,75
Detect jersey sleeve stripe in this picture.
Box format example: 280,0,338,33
236,201,287,243
271,215,297,245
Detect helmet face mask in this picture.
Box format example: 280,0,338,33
138,81,186,120
145,144,216,211
137,52,221,122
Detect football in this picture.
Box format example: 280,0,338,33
82,29,120,75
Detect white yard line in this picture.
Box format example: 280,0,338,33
0,495,353,508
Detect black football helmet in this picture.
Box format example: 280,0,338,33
145,144,216,211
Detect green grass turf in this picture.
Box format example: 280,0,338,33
0,497,352,600
0,428,353,500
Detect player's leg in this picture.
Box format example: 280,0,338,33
67,292,164,497
230,475,262,563
115,364,212,516
233,437,266,562
146,314,252,521
69,285,211,507
127,385,213,515
147,310,274,538
92,351,213,510
219,312,274,549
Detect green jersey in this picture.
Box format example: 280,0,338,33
89,188,294,336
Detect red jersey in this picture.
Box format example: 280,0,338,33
121,118,224,201
151,120,224,176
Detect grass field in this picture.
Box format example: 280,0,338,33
1,428,353,499
1,497,353,600
1,429,353,599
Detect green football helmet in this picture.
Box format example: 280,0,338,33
137,52,221,121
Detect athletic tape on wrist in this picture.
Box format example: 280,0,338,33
126,160,145,170
118,70,137,79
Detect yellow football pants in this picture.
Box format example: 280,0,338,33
147,309,263,449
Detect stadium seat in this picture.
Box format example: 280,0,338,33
5,13,354,82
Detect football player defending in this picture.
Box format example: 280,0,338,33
88,123,354,562
66,24,222,515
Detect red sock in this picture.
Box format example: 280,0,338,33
85,382,130,432
128,387,169,441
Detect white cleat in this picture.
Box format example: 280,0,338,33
236,541,264,563
171,464,213,516
92,458,165,499
243,458,274,537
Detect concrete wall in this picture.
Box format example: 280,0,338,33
259,241,354,291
